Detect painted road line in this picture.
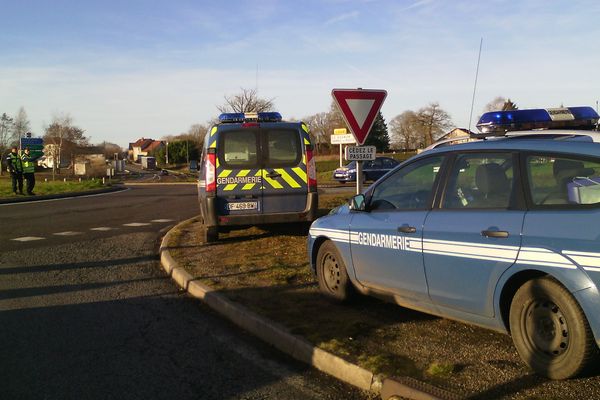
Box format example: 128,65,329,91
12,236,45,242
123,223,151,227
53,231,83,236
90,227,115,231
151,219,174,223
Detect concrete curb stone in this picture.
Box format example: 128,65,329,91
160,218,458,400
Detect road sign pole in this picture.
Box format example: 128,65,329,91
356,161,363,194
339,144,343,167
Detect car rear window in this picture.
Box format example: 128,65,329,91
220,130,259,167
527,155,600,206
265,129,301,166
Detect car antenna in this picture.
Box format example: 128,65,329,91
468,37,483,134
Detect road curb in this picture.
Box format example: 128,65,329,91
0,185,126,204
160,219,458,400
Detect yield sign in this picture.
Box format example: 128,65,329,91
331,88,387,145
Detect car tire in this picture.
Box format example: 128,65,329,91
509,276,598,379
202,225,219,243
316,240,355,302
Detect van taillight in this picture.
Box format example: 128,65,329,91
206,152,216,193
306,147,317,191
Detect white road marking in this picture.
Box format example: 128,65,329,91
90,227,115,231
151,219,174,223
123,222,151,227
53,231,83,236
12,236,45,242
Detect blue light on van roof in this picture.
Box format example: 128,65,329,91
475,106,599,136
218,112,283,123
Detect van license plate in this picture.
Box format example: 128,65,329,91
227,201,258,211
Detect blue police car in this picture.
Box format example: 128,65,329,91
332,157,399,183
308,106,600,379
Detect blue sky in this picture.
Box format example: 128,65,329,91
2,0,600,147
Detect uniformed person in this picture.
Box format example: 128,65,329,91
21,147,36,195
5,146,24,195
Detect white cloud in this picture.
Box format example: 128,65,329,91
325,11,360,26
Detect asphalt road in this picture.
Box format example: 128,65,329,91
0,185,372,400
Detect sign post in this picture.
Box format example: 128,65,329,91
20,137,44,160
331,128,355,167
332,88,387,194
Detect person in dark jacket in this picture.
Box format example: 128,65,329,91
5,146,24,195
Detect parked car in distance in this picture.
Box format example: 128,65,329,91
332,157,399,183
309,106,600,380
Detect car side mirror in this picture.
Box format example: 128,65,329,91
349,194,367,211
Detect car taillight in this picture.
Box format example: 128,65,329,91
306,147,317,191
206,152,216,193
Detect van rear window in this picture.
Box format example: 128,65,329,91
221,130,259,167
266,129,301,166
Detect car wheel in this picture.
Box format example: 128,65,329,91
316,241,355,302
509,276,598,379
202,225,219,243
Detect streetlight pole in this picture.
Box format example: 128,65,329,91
165,141,169,166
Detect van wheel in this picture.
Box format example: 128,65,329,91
316,241,355,302
202,226,218,243
509,277,598,379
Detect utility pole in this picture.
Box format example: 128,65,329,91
165,141,169,166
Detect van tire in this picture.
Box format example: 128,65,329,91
509,276,598,379
202,225,219,243
316,241,355,302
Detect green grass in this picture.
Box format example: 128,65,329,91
0,177,106,198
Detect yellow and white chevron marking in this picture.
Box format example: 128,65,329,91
218,169,236,191
292,167,307,183
304,138,310,145
209,140,217,148
308,228,600,271
263,169,284,189
302,123,309,134
274,168,301,188
210,126,218,136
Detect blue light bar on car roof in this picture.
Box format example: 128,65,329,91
475,106,599,136
218,112,283,123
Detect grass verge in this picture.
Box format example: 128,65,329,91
0,177,106,199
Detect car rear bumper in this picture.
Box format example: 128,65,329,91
201,192,318,228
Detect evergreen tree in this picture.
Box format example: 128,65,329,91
364,112,389,152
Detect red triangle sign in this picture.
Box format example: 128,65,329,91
331,88,387,145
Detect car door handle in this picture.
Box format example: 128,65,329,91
481,230,509,238
266,171,281,178
398,226,416,234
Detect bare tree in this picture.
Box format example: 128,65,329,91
416,102,453,147
0,113,14,150
304,112,330,154
217,88,275,113
43,113,88,174
98,142,123,158
390,110,423,150
12,107,30,145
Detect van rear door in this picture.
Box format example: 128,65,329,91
260,127,308,213
216,128,263,216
